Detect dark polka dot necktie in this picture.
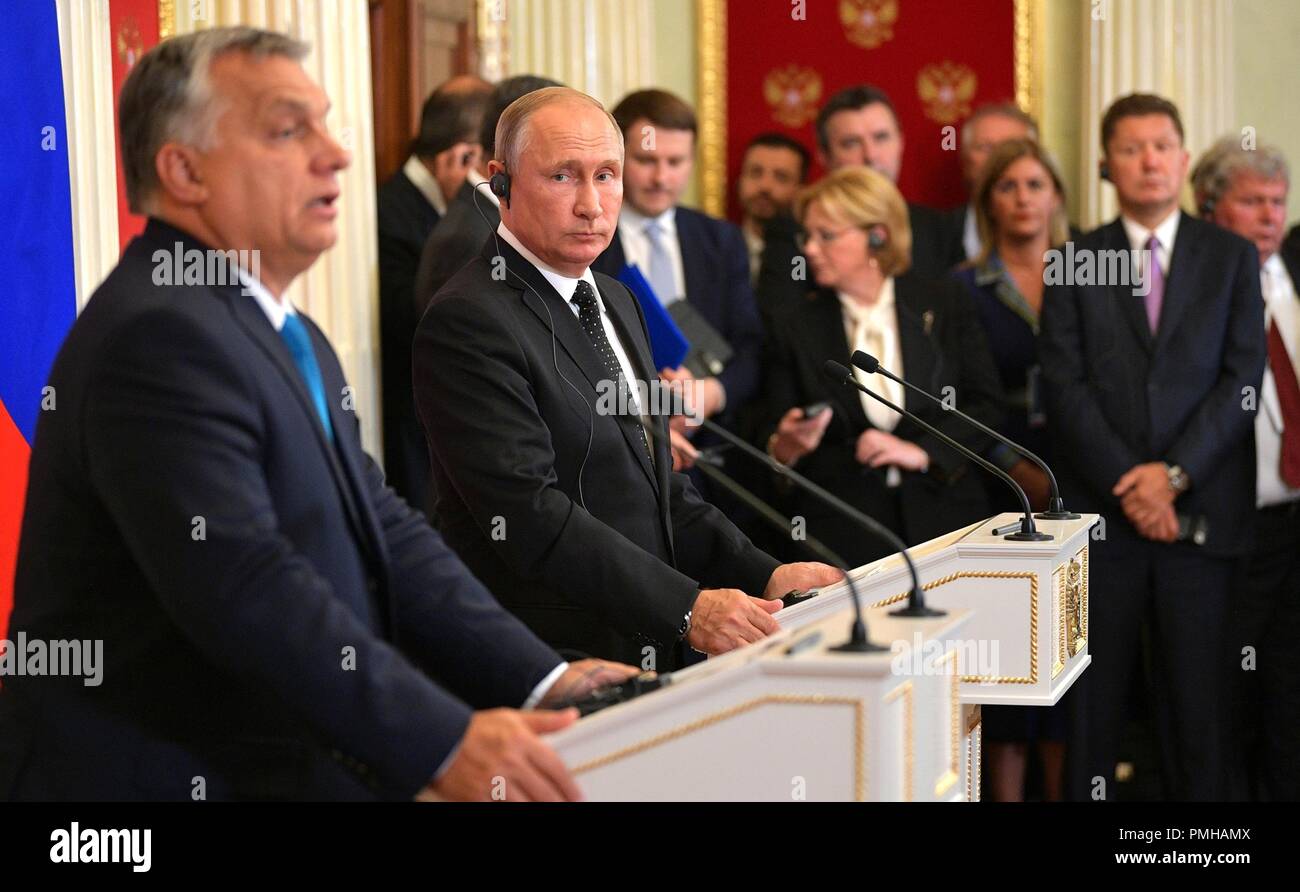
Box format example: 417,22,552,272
571,280,652,460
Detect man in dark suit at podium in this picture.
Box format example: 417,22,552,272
0,28,635,803
1041,94,1265,800
413,87,839,670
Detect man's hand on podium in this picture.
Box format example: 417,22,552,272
425,708,583,802
688,588,782,654
763,562,843,600
539,659,644,708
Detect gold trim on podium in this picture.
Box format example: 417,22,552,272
571,694,866,800
965,705,982,803
934,649,959,798
1053,561,1066,678
870,570,1040,684
884,681,914,802
696,0,727,217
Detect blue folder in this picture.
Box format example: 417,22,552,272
616,263,690,371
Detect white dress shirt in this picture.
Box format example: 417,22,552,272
496,222,655,457
962,203,980,260
839,278,905,432
840,280,906,487
402,155,448,217
1257,253,1300,508
240,266,567,778
743,222,764,284
617,205,686,303
1121,208,1181,279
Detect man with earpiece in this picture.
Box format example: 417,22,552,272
413,87,840,670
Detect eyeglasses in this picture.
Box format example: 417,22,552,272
795,224,879,251
795,225,851,251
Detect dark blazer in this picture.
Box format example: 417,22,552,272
755,202,964,317
0,219,561,801
377,168,441,510
591,206,764,415
1040,213,1265,556
414,179,499,319
413,236,781,668
759,275,1004,565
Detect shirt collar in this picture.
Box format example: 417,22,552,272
620,203,677,237
1121,207,1181,253
403,155,448,217
837,277,896,325
466,168,499,208
1263,251,1287,282
496,221,601,306
238,270,296,332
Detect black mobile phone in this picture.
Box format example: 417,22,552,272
801,401,831,419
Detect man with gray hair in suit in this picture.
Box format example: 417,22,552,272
1193,136,1300,801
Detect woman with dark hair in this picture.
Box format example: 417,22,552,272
758,166,1004,567
952,137,1072,801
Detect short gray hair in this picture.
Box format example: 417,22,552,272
494,86,623,173
1192,135,1290,213
960,103,1039,155
119,27,309,213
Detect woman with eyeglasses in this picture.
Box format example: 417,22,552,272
951,138,1073,803
758,166,1004,567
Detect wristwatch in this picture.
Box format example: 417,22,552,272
677,609,693,641
1165,463,1189,495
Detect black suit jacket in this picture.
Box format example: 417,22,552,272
414,179,499,320
1040,213,1265,556
413,236,781,667
755,202,963,318
0,219,561,801
759,276,1003,564
591,206,764,415
377,168,441,509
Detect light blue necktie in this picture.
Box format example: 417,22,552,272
279,313,335,442
643,219,678,305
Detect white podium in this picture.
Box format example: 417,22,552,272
551,512,1097,801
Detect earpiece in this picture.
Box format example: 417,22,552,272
867,225,888,250
1199,196,1216,216
1099,160,1110,182
489,168,512,208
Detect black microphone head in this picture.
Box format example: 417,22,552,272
851,350,880,374
822,360,853,381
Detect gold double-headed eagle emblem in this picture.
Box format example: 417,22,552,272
839,0,899,49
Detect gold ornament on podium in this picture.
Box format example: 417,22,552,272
1066,558,1085,657
763,66,823,128
917,61,978,124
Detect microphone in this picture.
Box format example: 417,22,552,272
663,394,942,619
647,423,885,652
850,350,1078,520
823,360,1053,543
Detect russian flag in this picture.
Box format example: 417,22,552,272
0,1,78,636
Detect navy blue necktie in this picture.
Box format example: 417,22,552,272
279,313,335,442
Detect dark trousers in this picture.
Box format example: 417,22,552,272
1068,531,1235,800
1229,499,1300,801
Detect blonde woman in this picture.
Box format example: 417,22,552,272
760,166,1004,566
